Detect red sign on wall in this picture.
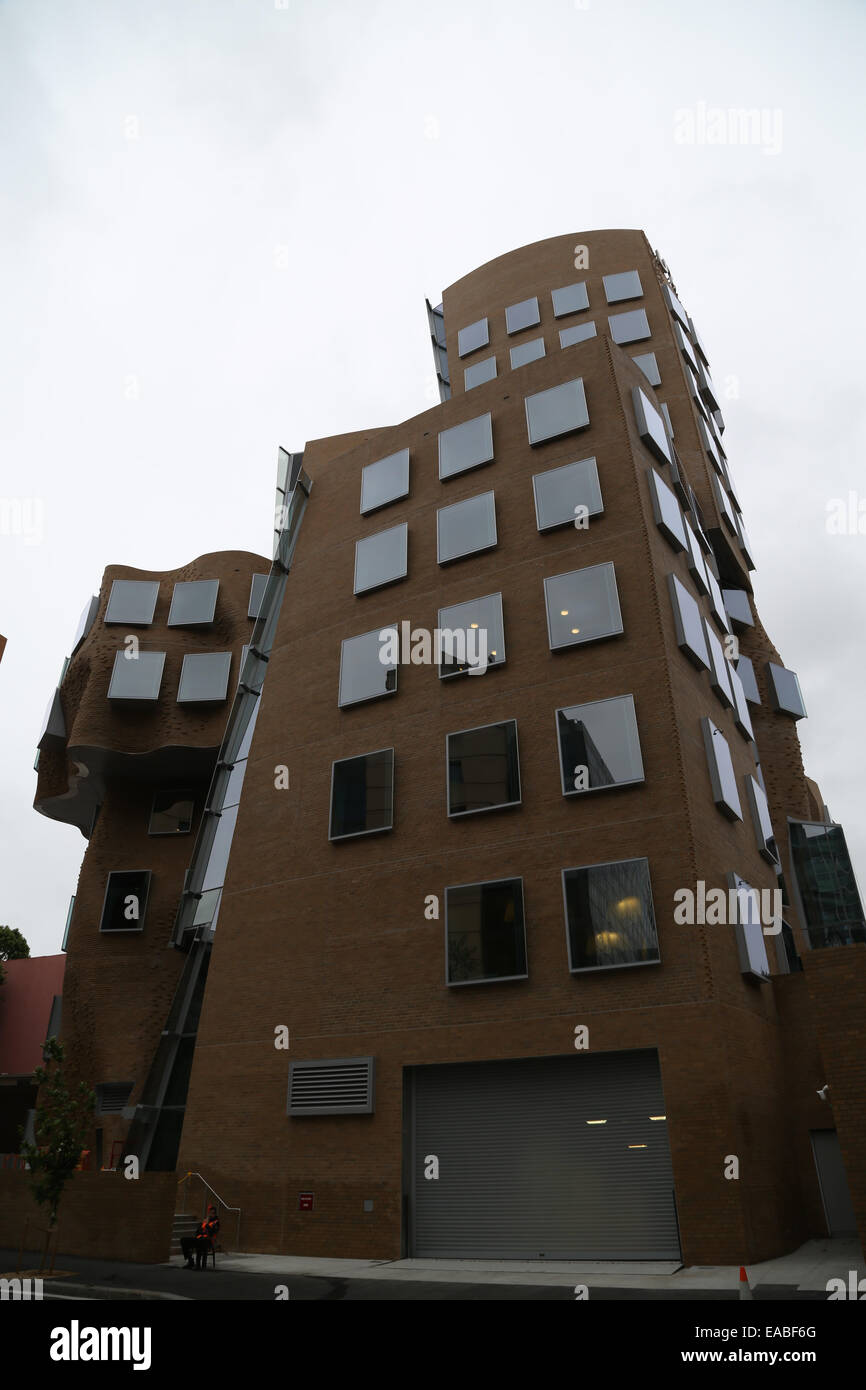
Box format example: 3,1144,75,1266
298,1193,314,1211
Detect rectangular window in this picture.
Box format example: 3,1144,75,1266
662,283,690,329
702,618,734,709
631,351,661,386
338,627,398,707
329,748,394,840
668,573,710,670
360,448,410,515
648,470,686,552
447,719,520,817
509,337,545,369
728,664,755,740
632,386,672,465
457,318,489,357
704,564,730,633
446,878,527,986
533,456,603,532
673,321,699,374
464,355,497,391
789,821,866,949
767,662,807,719
248,573,269,619
105,579,159,626
608,308,651,345
505,296,540,334
551,282,589,317
354,522,408,594
710,474,738,534
736,655,761,704
562,857,660,972
149,791,195,835
438,412,494,480
544,562,622,650
556,694,644,796
107,650,166,702
603,269,643,304
701,717,743,820
683,517,709,595
167,580,219,627
727,872,771,980
177,652,232,703
437,591,505,676
745,775,779,865
99,870,152,933
559,322,597,348
723,588,754,629
525,377,589,446
688,316,710,366
437,490,497,564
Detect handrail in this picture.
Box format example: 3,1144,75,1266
177,1170,241,1250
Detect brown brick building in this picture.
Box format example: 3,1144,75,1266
24,230,865,1267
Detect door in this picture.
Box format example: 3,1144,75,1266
810,1130,857,1235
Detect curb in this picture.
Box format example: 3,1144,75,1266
41,1282,190,1302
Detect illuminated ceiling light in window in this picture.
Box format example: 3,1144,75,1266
649,1115,666,1121
586,1119,607,1125
628,1144,648,1150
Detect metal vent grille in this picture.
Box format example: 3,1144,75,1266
95,1082,134,1115
288,1057,374,1116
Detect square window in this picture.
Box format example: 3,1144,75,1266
248,573,269,619
437,591,505,676
559,322,597,348
360,448,410,515
632,386,672,465
668,573,710,670
556,694,644,796
167,579,219,627
723,588,754,629
562,857,660,972
631,351,661,386
702,618,734,708
736,655,761,704
177,652,232,703
683,517,709,595
525,377,589,446
603,269,643,304
532,456,603,532
745,775,779,865
608,308,651,345
149,791,195,835
446,878,527,985
438,413,494,480
458,318,489,357
505,296,540,334
728,664,755,740
339,627,398,707
105,579,159,626
551,282,589,317
447,719,521,816
99,870,151,933
648,470,687,552
464,355,497,391
510,337,545,369
354,522,408,595
544,562,623,650
701,717,743,820
728,872,771,980
108,650,166,702
767,663,807,720
437,490,497,565
662,283,690,330
329,748,394,840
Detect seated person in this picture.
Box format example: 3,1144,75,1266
180,1205,220,1269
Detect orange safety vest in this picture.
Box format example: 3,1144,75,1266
196,1216,219,1242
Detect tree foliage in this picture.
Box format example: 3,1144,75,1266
0,925,30,985
19,1038,95,1228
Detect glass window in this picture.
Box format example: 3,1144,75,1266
99,870,151,933
552,282,589,317
71,595,99,655
437,591,505,676
360,448,410,515
789,821,866,949
608,308,651,345
510,337,545,369
683,517,709,595
727,872,771,980
457,318,489,357
525,377,589,446
149,791,195,835
734,511,756,570
662,283,690,329
105,579,159,626
745,775,779,865
544,562,623,650
648,470,686,552
704,565,729,633
688,316,710,366
446,878,527,985
329,748,394,840
736,655,761,704
631,351,661,386
632,386,672,465
437,490,497,564
559,322,597,348
673,321,699,373
562,857,659,972
698,361,720,413
447,719,521,816
667,574,709,670
354,522,408,595
710,474,738,534
464,355,497,391
338,627,398,707
248,573,269,619
556,694,644,796
532,456,603,532
697,417,722,474
603,269,643,304
728,664,755,740
767,663,807,719
167,579,219,627
107,649,166,701
702,618,733,709
505,296,540,334
438,412,494,480
723,588,754,629
660,402,674,438
177,652,232,703
701,717,743,820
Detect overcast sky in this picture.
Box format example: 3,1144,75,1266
2,0,864,957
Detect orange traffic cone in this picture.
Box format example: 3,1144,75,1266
738,1265,753,1300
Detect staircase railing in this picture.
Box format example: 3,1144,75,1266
177,1170,241,1251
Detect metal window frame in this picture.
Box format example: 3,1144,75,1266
554,693,645,798
445,717,521,818
104,579,160,626
338,625,399,708
436,590,505,678
505,296,541,335
360,448,411,516
701,717,743,821
561,856,661,974
328,746,395,842
107,649,166,702
98,869,153,934
167,579,219,628
544,562,623,652
148,790,197,837
436,489,497,566
353,521,409,596
444,875,529,987
532,455,603,534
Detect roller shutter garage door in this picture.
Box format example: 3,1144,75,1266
408,1049,680,1259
